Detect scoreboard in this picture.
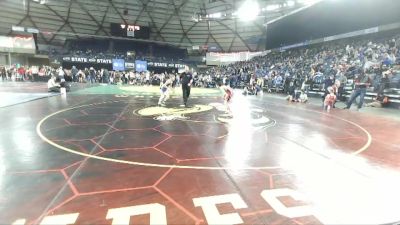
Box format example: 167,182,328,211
110,23,150,39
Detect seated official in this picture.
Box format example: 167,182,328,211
48,76,61,92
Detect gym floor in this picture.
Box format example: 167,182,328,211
0,83,399,225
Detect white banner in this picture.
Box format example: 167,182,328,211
206,51,264,66
324,26,379,42
0,35,35,53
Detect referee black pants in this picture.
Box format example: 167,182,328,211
182,84,191,105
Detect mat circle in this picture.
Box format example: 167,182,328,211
36,101,372,170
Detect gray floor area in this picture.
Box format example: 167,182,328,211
0,92,59,108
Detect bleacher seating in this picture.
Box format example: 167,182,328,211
202,30,400,108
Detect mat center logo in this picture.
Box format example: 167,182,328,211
136,103,276,129
136,104,213,121
211,103,275,129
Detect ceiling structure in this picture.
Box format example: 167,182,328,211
0,0,317,52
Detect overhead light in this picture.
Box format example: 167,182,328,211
210,12,222,18
12,26,25,32
236,0,260,21
287,0,295,7
33,0,46,4
27,27,39,33
201,12,223,20
297,0,320,5
264,4,280,11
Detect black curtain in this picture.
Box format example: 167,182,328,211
266,0,400,49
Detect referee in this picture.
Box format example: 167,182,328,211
180,72,193,107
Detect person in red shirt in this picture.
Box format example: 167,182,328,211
17,67,25,81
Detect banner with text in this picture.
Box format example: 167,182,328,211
112,59,125,71
62,56,186,70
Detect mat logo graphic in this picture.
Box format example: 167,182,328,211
136,103,275,128
136,104,213,120
212,104,275,129
114,94,128,98
12,188,314,225
154,114,188,121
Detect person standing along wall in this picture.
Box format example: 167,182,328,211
71,66,78,82
89,67,96,84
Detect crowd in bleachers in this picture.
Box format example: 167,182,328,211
3,31,400,108
58,66,180,87
0,65,55,82
0,63,179,87
61,39,187,63
199,32,400,106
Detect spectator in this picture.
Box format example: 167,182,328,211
89,67,96,84
344,71,371,110
71,66,78,82
57,66,65,80
366,93,389,108
336,70,348,101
